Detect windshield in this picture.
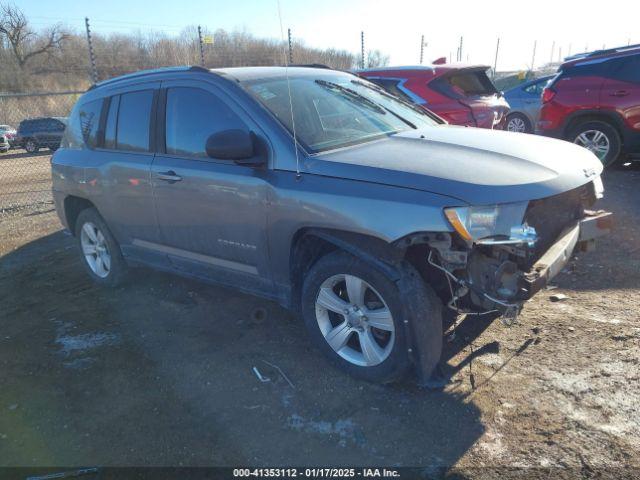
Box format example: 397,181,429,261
246,74,440,153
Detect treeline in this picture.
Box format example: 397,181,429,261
0,3,389,93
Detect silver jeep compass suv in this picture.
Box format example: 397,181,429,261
52,66,612,384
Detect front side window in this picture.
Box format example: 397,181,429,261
116,90,154,152
165,87,246,158
246,74,438,153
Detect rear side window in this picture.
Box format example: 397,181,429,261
612,55,640,83
524,79,548,95
78,100,103,148
165,87,246,158
115,90,154,152
104,96,120,149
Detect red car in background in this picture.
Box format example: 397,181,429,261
358,64,510,129
537,44,640,166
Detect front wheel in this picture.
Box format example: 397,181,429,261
75,208,127,287
301,251,416,383
569,120,621,167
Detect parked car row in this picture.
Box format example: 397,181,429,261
358,63,510,130
0,117,67,154
355,44,640,167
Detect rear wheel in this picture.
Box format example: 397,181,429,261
301,251,413,383
569,120,621,167
75,208,127,287
506,113,532,133
24,139,39,154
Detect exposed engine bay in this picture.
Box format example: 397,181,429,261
402,180,613,324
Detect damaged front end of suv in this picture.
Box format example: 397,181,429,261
403,176,612,325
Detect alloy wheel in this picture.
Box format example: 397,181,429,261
315,273,395,367
25,140,36,153
80,222,111,278
574,129,610,163
507,117,527,133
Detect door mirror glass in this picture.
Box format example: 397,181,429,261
206,129,255,160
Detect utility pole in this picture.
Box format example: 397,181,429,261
197,25,205,67
287,28,293,64
493,37,500,78
458,36,463,62
550,40,555,64
419,35,425,64
84,17,98,84
568,43,572,56
558,46,562,63
530,40,537,72
360,31,365,69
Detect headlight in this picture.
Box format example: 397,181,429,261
444,202,531,243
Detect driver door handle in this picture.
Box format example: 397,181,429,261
157,171,182,182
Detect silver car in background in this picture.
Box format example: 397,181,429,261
504,76,553,133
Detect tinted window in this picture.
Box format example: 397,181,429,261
116,90,153,152
104,95,120,149
78,100,102,148
524,79,549,95
613,55,640,83
165,87,246,158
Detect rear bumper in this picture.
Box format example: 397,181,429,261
518,211,613,299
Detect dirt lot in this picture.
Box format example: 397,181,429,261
0,154,639,475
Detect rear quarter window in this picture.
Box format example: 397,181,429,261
62,99,103,149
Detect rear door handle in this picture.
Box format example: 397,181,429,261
610,90,630,97
157,170,182,182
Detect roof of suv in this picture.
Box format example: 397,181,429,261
90,65,352,90
561,44,640,69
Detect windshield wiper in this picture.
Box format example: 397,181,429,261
315,79,386,115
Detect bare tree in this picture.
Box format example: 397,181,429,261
0,2,69,68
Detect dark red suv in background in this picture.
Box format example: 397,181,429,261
358,64,510,129
537,45,640,166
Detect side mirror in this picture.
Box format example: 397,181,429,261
206,129,255,161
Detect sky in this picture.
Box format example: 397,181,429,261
18,0,639,71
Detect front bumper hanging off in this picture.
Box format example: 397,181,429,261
519,210,613,299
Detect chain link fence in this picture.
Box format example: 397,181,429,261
0,91,81,212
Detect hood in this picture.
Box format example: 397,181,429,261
307,125,603,205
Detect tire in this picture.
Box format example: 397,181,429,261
568,120,621,167
301,251,414,383
75,208,127,287
24,138,39,154
506,113,532,133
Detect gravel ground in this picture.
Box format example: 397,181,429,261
0,155,638,476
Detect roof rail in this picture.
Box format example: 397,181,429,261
564,43,640,62
89,66,211,90
287,63,332,69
